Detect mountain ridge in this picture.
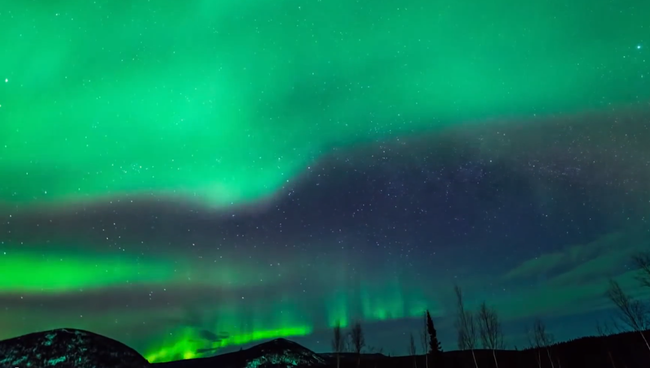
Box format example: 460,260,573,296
0,328,149,368
2,328,650,368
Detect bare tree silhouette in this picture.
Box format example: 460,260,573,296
350,321,366,368
408,332,418,368
419,312,430,368
527,318,555,368
632,251,650,289
525,327,542,368
477,301,505,368
595,320,617,368
331,320,343,368
454,285,479,368
605,278,650,352
344,332,353,353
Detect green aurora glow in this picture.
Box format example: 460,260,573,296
0,250,175,292
0,0,649,363
0,245,441,361
145,326,314,363
0,0,648,206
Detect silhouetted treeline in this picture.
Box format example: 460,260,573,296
323,329,650,368
324,250,650,368
157,250,650,368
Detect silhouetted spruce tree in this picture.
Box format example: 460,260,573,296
426,310,444,366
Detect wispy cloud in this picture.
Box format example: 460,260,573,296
492,228,650,320
503,231,645,282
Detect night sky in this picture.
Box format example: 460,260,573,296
1,0,649,363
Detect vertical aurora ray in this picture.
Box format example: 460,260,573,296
326,290,351,328
0,243,447,362
140,283,441,362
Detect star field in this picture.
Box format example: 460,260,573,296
0,0,649,363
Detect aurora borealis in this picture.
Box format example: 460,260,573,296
0,0,649,363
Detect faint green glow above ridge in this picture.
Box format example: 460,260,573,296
143,299,316,362
141,297,313,362
0,245,441,361
144,282,435,363
0,0,648,206
145,325,314,363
